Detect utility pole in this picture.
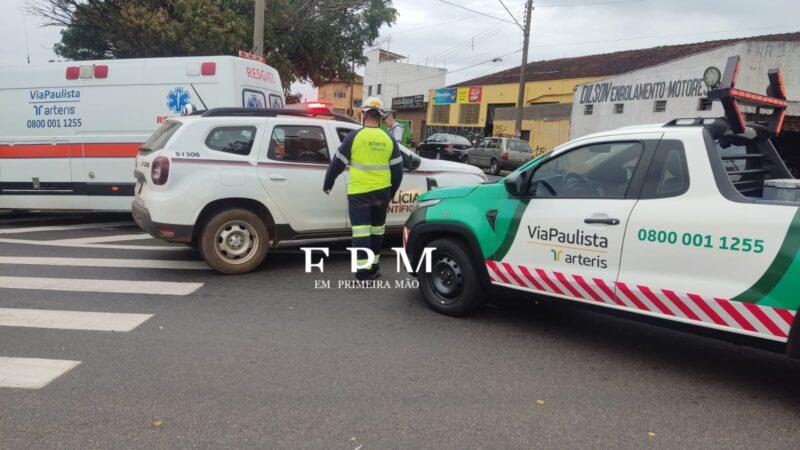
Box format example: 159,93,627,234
514,0,533,138
253,0,265,57
349,59,356,118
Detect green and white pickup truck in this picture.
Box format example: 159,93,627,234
404,117,800,353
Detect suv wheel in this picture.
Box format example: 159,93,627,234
419,238,485,316
200,208,269,274
489,159,500,175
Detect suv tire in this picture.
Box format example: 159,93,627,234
420,238,485,316
200,208,269,274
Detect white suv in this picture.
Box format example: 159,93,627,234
132,106,487,274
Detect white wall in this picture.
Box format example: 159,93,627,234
569,41,800,139
362,48,446,107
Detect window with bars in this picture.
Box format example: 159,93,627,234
584,104,594,115
432,104,451,123
458,104,480,124
698,97,713,111
614,103,624,114
654,100,667,113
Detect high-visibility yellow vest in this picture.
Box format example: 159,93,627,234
348,127,394,195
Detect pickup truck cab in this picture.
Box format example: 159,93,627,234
132,105,487,274
404,118,800,354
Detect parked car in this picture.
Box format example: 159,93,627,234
416,133,472,161
465,137,534,175
132,104,487,274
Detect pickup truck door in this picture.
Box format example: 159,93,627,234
617,137,797,340
488,135,660,305
257,119,348,233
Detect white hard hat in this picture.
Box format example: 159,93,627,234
362,96,387,117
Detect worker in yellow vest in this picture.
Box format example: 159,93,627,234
323,97,404,280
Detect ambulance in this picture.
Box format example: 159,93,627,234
404,57,800,356
0,53,283,211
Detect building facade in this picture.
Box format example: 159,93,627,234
362,48,446,109
317,75,363,118
426,32,800,155
569,39,800,138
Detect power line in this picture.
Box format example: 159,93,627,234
497,0,523,30
536,0,644,6
437,0,518,25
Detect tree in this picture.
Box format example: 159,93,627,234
30,0,396,89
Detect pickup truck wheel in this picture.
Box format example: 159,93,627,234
200,208,268,274
420,238,485,316
489,159,500,175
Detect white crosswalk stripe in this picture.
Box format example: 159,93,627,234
0,308,153,332
0,276,203,295
0,221,134,235
0,256,209,270
0,357,81,389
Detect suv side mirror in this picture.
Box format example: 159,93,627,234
404,152,422,171
504,170,530,197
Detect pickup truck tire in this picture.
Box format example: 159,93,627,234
420,238,485,316
200,208,269,274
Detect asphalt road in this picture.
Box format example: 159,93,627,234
1,212,800,448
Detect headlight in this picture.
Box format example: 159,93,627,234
411,198,443,211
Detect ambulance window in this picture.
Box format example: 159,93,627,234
641,140,689,198
268,125,330,164
529,141,644,198
243,89,266,108
269,94,283,109
142,121,181,153
205,126,257,156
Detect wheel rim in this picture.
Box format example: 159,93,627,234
427,252,464,305
214,220,259,264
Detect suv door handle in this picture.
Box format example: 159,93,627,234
269,174,287,181
584,217,620,225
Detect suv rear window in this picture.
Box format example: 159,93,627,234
141,121,181,154
205,126,257,155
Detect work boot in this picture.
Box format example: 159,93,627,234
355,270,374,281
369,264,382,280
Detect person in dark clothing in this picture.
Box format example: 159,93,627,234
323,100,404,280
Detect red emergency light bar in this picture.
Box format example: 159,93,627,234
707,55,789,135
239,50,267,64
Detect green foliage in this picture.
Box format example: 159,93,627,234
33,0,396,88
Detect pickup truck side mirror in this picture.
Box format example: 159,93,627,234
404,152,422,171
504,170,530,197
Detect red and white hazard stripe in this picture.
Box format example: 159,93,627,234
485,260,795,342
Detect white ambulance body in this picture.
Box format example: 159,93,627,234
0,55,283,211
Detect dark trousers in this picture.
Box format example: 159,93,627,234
348,187,392,272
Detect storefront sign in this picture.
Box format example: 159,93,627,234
578,77,706,104
391,94,425,110
434,88,457,104
456,86,483,104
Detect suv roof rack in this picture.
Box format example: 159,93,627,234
200,107,358,124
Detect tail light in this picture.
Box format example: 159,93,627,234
151,156,170,185
501,150,509,160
